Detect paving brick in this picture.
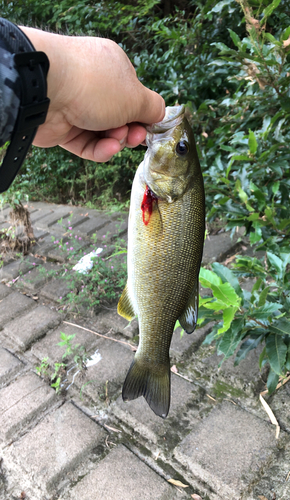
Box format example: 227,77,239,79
251,438,290,500
33,227,49,240
0,292,35,329
50,212,90,231
0,283,12,300
0,256,42,281
0,348,23,386
192,339,265,397
0,372,56,442
19,262,59,290
30,207,54,224
69,445,185,500
94,308,139,339
9,402,106,492
170,323,211,359
202,228,245,264
46,238,89,263
113,374,201,444
74,339,134,401
4,305,61,350
74,215,111,236
39,278,71,302
267,383,290,433
35,207,72,228
31,322,99,364
27,201,57,211
94,219,128,243
174,401,278,499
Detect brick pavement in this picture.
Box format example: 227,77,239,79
0,201,289,500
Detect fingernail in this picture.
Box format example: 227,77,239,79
119,137,125,145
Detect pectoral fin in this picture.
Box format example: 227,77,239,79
117,283,135,321
178,279,199,334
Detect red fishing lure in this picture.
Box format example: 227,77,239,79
141,186,158,225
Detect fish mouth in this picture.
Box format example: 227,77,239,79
146,105,185,146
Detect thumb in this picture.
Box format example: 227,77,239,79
133,84,165,125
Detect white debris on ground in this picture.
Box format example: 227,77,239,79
72,248,103,274
86,349,102,368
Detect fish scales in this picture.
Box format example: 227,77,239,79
118,105,205,418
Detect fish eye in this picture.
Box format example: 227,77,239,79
176,141,189,156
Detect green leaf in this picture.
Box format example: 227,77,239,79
228,29,241,48
261,0,282,25
254,302,283,319
202,324,220,345
210,0,234,14
212,282,241,307
286,345,290,371
218,306,239,334
248,130,258,155
251,278,262,294
247,213,260,221
259,345,267,370
258,286,270,306
235,334,265,365
268,318,290,336
282,26,290,41
203,300,229,311
217,318,244,360
266,334,287,375
272,181,280,195
199,267,222,288
250,182,266,211
250,224,262,245
263,32,280,45
211,262,243,297
267,252,283,276
267,368,280,394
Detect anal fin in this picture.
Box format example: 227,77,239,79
178,279,199,334
117,283,135,321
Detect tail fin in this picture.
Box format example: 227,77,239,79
122,357,170,418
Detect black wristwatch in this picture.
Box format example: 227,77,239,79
0,18,50,193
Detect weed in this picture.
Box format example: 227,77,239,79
35,357,49,377
57,331,88,369
36,332,93,394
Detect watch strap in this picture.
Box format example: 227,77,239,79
0,18,50,193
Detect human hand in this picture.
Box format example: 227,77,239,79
21,28,165,162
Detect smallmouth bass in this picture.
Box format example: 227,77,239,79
118,105,205,418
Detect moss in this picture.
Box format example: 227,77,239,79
212,380,246,399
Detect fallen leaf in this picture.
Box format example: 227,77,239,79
32,296,38,300
259,394,280,439
192,494,203,500
168,479,189,488
258,496,268,500
171,365,178,373
103,424,121,433
206,393,216,402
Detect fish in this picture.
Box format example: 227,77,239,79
117,104,205,418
